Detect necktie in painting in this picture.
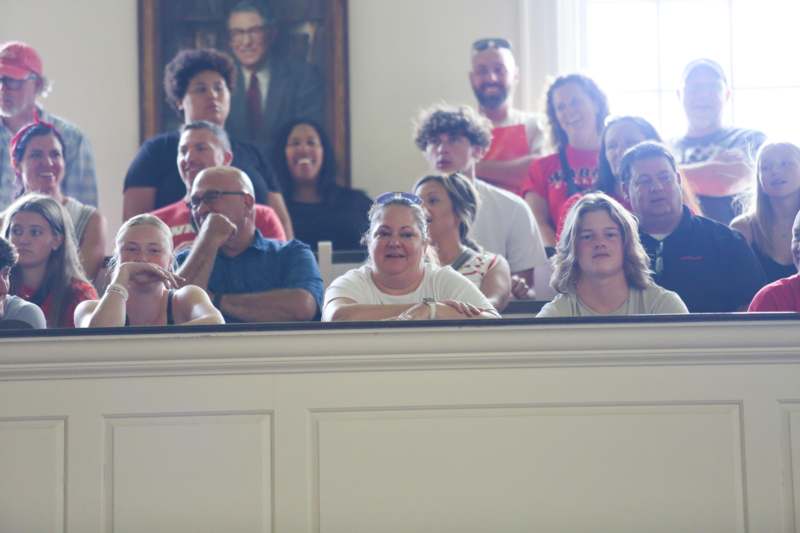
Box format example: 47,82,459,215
246,72,263,139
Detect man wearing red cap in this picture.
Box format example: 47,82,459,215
0,41,97,210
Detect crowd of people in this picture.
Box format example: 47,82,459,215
1,4,798,329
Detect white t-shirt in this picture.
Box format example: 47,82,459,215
324,263,496,311
2,295,46,328
471,178,548,273
536,284,689,318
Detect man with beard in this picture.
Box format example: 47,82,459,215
469,38,545,197
0,41,97,210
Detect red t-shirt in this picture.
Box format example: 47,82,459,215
748,274,800,312
482,123,530,196
19,279,97,328
152,200,286,251
522,146,600,226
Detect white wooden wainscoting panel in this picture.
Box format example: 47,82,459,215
0,417,65,533
104,412,272,533
312,403,744,533
0,319,800,532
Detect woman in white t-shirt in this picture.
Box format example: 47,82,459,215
322,193,500,321
537,192,687,317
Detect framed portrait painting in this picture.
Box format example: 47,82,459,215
138,0,350,184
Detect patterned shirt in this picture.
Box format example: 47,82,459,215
0,107,98,210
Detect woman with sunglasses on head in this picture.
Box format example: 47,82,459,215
322,193,500,321
537,192,687,317
75,214,224,327
522,74,609,249
272,118,372,250
414,173,511,311
6,121,108,281
3,194,97,328
731,142,800,284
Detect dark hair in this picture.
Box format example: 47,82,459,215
3,194,88,328
545,74,609,151
272,118,338,204
619,141,679,187
414,104,492,151
0,236,18,271
163,48,236,113
228,0,274,25
10,121,66,197
413,173,482,252
596,116,661,195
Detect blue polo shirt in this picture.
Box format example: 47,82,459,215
639,207,766,313
176,231,324,322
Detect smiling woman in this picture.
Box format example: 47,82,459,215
322,195,500,322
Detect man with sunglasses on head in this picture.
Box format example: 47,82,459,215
468,38,545,197
151,120,285,251
225,0,324,156
621,141,764,312
0,41,97,211
176,166,322,323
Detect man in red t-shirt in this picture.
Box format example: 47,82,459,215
468,38,545,196
151,121,285,252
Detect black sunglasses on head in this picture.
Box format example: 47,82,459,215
472,38,512,52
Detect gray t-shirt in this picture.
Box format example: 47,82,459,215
536,284,688,318
3,295,47,328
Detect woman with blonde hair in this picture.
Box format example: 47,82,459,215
3,194,97,328
537,192,687,317
731,141,800,283
75,214,223,327
414,173,511,311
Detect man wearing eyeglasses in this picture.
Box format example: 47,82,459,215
151,120,285,251
621,141,764,312
468,38,545,197
176,166,322,323
225,0,324,155
0,41,97,211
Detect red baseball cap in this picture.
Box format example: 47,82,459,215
0,41,43,80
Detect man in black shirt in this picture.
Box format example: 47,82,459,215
621,141,765,312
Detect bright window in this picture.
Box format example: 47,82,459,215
572,0,800,142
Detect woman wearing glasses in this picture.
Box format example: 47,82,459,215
6,121,108,281
414,173,511,311
322,193,500,321
537,192,687,317
122,47,294,238
75,214,224,327
272,118,372,250
522,74,608,248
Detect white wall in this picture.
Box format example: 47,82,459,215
0,0,139,244
0,0,558,242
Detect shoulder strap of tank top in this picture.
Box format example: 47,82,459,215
166,289,175,325
558,146,579,196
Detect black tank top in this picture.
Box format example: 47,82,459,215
125,290,175,326
753,243,795,285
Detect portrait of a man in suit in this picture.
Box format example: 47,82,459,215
224,0,325,155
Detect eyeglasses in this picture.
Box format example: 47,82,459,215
472,38,512,52
188,190,247,209
374,192,423,206
0,75,36,90
229,25,266,43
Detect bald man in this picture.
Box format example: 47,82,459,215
176,166,322,322
469,38,545,196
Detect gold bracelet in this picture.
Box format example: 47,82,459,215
105,283,129,302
